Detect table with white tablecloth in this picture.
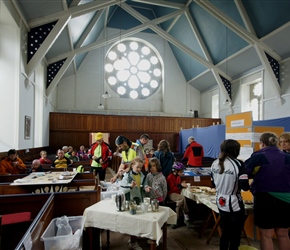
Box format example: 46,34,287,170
181,188,252,244
84,199,177,250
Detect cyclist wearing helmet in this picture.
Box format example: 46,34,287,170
167,162,195,229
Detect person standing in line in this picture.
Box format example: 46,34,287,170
0,149,26,175
120,157,145,250
144,157,167,205
110,135,145,183
245,132,290,250
182,136,204,167
135,134,150,173
88,132,112,181
154,140,175,178
278,132,290,154
211,139,250,250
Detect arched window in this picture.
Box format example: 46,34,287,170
105,39,162,99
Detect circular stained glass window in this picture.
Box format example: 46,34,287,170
105,39,162,99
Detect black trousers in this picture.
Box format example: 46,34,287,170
90,167,106,181
218,209,246,250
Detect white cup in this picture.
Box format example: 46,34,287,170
143,197,150,204
73,168,77,173
141,202,149,213
186,183,191,189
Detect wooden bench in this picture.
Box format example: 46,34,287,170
0,189,100,250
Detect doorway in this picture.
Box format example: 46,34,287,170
89,132,110,145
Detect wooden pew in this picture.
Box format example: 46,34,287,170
0,189,100,250
0,174,28,183
0,193,51,249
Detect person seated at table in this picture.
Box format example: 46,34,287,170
167,162,195,229
51,149,72,169
120,157,145,250
65,146,73,158
77,145,89,160
69,149,79,162
28,159,44,174
211,139,250,250
0,149,26,175
144,157,167,205
39,150,52,164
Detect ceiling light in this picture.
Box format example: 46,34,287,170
98,103,104,110
223,99,232,106
102,91,111,99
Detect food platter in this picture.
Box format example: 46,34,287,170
58,175,73,180
61,172,74,176
204,188,216,195
189,188,203,193
195,186,211,191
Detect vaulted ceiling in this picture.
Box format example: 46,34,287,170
12,0,290,101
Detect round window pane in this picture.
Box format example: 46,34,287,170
105,39,162,99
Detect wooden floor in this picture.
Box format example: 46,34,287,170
101,168,268,250
99,225,264,250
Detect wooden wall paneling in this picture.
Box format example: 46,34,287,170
48,113,221,154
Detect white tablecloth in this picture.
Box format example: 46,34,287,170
10,172,77,185
182,189,253,214
84,199,177,244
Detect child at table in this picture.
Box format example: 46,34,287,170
144,158,167,205
120,157,145,250
28,159,44,174
167,162,195,229
120,157,145,204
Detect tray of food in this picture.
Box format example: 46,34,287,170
189,187,203,193
195,186,211,191
204,188,216,195
58,175,73,180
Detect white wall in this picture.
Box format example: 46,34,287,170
57,29,200,117
200,59,290,123
0,2,52,151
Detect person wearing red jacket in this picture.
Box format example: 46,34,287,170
182,136,204,167
167,162,195,229
88,132,112,181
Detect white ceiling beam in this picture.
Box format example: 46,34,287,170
234,0,256,36
254,44,281,98
185,9,231,102
122,3,231,80
28,0,120,28
26,16,71,77
46,56,75,96
212,70,232,104
69,0,81,8
235,1,280,98
47,8,185,64
75,9,105,48
166,0,192,33
11,0,30,30
185,9,212,63
130,0,184,9
194,0,281,62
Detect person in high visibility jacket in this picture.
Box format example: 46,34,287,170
110,135,146,183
